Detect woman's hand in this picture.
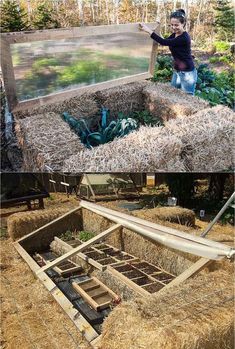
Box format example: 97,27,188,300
139,23,153,35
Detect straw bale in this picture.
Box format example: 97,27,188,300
143,82,210,122
7,207,69,240
165,105,235,171
13,92,99,126
15,112,85,171
95,81,148,119
63,125,185,172
64,105,234,172
107,227,196,276
136,206,195,226
100,270,234,349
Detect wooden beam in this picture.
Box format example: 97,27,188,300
1,23,157,44
84,174,96,199
13,242,99,342
37,224,122,273
54,237,107,271
149,23,160,75
158,258,213,293
17,206,82,243
0,38,18,110
12,72,152,113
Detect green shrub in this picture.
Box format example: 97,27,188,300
152,55,173,82
196,64,234,108
79,231,96,241
213,41,230,52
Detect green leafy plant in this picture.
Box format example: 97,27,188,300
220,207,234,225
152,55,173,82
129,110,163,126
60,230,74,241
213,41,230,53
79,231,96,242
196,64,234,108
62,108,138,148
0,228,8,240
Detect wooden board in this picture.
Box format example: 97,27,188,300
1,23,157,44
54,260,83,276
72,276,119,311
1,22,157,112
13,242,99,342
37,224,122,273
158,258,213,293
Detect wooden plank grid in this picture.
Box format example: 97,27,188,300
72,276,119,311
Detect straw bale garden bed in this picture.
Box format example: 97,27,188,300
11,202,234,349
13,80,234,172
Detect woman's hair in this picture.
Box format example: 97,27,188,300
170,9,186,25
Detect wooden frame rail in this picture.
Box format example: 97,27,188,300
0,22,160,112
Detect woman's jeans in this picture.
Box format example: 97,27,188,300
171,68,198,95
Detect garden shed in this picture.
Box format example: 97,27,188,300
1,24,234,172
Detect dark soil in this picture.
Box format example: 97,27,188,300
122,269,145,279
98,257,117,265
152,272,173,282
132,276,152,286
142,282,164,293
131,262,151,269
113,264,134,272
141,265,162,274
85,251,106,260
100,247,115,254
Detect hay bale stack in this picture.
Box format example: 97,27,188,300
15,112,85,171
134,206,195,226
13,93,99,126
143,82,210,122
63,125,185,172
100,270,234,349
63,105,234,172
95,81,148,118
166,105,235,171
7,207,69,241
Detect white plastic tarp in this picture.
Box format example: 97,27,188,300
80,201,235,261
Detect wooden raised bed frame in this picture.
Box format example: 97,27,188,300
0,23,160,112
13,204,219,347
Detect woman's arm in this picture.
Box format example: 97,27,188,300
139,23,187,47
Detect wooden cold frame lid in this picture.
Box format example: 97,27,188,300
0,23,160,112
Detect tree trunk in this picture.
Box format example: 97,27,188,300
208,174,228,201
